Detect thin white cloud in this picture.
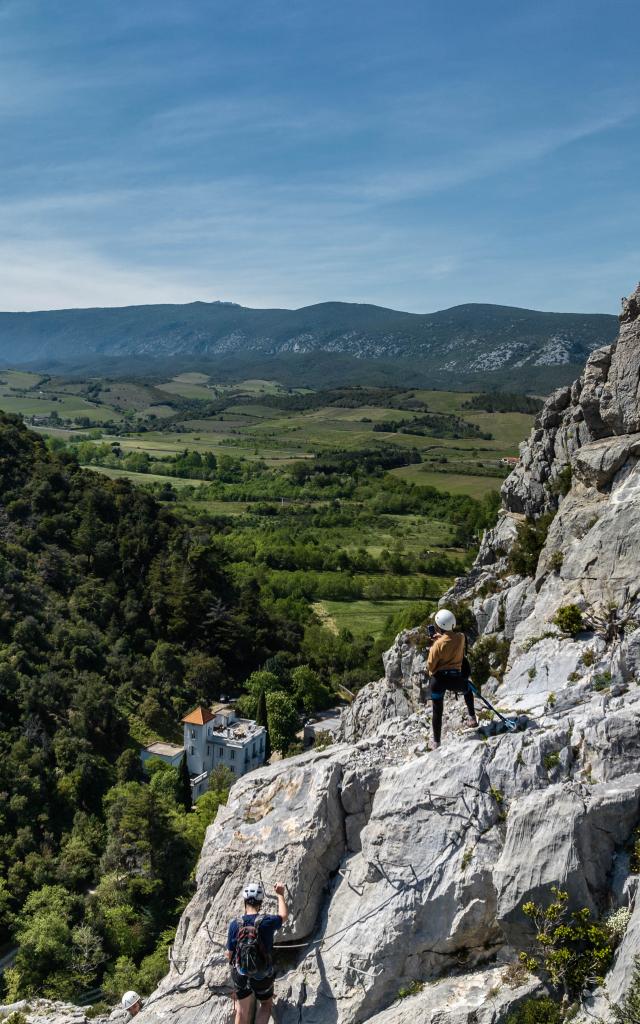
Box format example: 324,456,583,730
336,106,638,203
145,95,355,148
3,99,634,229
0,239,203,311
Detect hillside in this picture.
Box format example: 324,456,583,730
0,299,618,391
108,283,640,1023
0,415,317,1001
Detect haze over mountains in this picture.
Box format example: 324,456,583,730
0,299,618,391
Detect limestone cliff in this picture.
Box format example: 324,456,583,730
8,285,640,1024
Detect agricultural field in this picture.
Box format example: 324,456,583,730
89,465,210,488
0,369,117,421
0,367,536,639
389,464,503,498
315,599,431,638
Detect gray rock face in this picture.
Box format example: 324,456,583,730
339,675,415,743
360,962,540,1024
571,433,640,489
579,345,613,438
502,282,640,522
475,514,522,567
600,286,640,434
0,1002,101,1024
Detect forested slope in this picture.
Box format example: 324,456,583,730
0,413,300,1000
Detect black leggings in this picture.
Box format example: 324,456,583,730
430,671,475,743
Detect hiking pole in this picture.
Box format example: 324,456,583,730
467,682,518,732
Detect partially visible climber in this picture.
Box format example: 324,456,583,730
226,880,289,1024
427,608,478,748
121,991,143,1017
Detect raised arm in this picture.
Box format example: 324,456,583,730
426,635,442,675
274,882,289,923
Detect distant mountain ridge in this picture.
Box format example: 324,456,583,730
0,299,618,390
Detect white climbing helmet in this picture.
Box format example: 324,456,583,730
434,608,456,631
122,992,141,1011
243,881,265,903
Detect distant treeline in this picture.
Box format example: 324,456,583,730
373,413,493,440
56,439,265,483
58,441,422,488
233,386,426,413
462,392,543,414
288,446,421,483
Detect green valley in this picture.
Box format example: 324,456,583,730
1,367,537,649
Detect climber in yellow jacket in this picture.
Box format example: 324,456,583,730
427,609,477,749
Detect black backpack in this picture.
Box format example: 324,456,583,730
233,915,270,976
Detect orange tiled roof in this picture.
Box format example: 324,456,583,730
182,706,215,726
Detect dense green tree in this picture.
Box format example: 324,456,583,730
102,954,139,1002
99,902,150,959
100,783,157,893
236,670,281,718
116,748,145,784
138,688,175,737
266,691,299,755
150,641,184,691
57,815,105,889
254,688,272,762
0,877,15,937
505,998,562,1024
184,783,230,852
508,512,556,577
178,754,192,810
183,651,226,702
291,665,332,715
10,885,79,998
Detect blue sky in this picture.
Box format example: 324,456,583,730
1,0,638,313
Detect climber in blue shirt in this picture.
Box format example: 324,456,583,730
226,880,288,1024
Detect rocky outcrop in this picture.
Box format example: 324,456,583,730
600,286,640,434
339,675,416,742
362,962,540,1024
0,1002,104,1024
499,288,640,521
101,284,640,1024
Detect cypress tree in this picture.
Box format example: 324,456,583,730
179,753,192,809
255,688,271,762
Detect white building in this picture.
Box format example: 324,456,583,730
182,704,267,800
140,740,185,770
